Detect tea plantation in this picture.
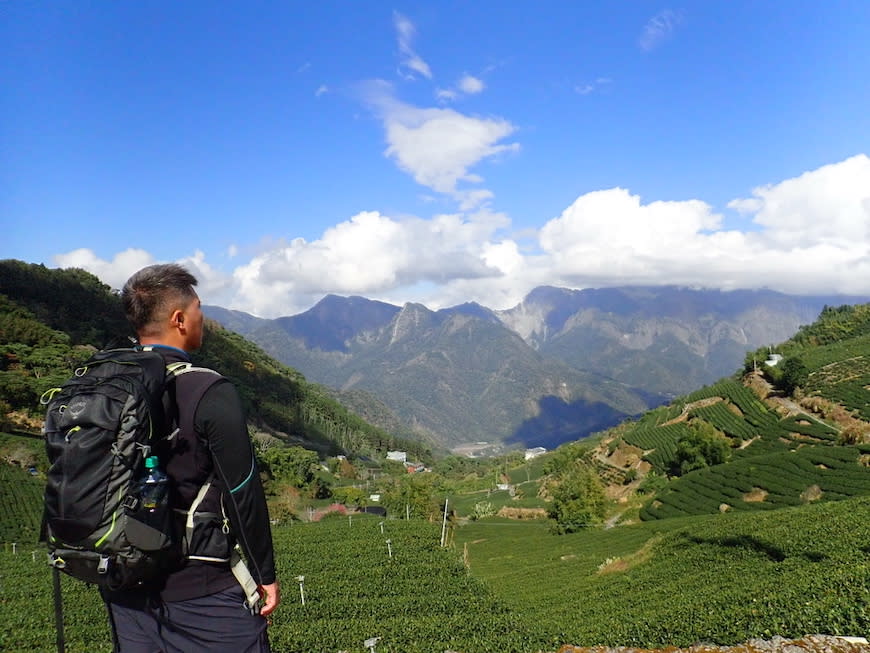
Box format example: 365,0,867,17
613,378,870,520
0,515,546,653
0,464,42,542
457,495,870,648
3,496,869,651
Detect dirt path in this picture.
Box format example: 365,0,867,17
661,396,723,426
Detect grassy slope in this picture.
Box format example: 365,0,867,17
456,495,870,647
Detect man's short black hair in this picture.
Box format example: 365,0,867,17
121,264,199,336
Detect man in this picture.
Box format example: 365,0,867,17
105,263,279,652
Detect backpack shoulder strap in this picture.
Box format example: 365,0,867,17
162,361,226,445
166,362,222,379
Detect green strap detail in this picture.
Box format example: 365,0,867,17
40,387,62,404
94,490,121,548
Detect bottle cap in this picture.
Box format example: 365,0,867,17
145,456,159,469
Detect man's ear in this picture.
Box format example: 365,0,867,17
170,309,185,330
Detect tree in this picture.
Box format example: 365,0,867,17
332,485,366,506
308,475,333,499
337,457,358,480
380,473,443,520
0,399,13,431
547,464,606,534
669,421,730,476
542,441,589,477
777,356,810,395
0,370,36,408
260,445,319,488
742,347,767,374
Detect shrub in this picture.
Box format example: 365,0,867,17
669,421,731,476
470,501,495,521
638,471,668,495
547,464,606,533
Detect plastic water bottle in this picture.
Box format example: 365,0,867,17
141,456,168,512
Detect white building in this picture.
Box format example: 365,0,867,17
386,451,407,463
525,447,547,461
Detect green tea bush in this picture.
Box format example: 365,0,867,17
457,496,870,648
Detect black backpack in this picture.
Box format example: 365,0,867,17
41,348,183,590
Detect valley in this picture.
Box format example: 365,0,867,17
204,285,870,451
1,261,869,651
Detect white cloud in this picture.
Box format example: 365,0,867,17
54,156,870,318
315,85,329,97
53,248,155,291
536,155,870,296
437,74,487,103
177,250,233,299
384,109,518,199
361,81,519,208
728,154,870,249
51,248,233,305
639,9,684,52
227,209,512,316
575,77,612,95
436,88,458,102
394,12,432,80
458,189,495,211
538,188,738,286
458,75,484,94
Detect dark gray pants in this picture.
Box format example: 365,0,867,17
104,586,271,653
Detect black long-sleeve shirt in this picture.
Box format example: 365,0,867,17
195,380,276,586
153,347,277,602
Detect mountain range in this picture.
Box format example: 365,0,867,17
205,285,870,452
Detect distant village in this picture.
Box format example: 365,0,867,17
386,445,547,474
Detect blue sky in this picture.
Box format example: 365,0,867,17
3,2,870,317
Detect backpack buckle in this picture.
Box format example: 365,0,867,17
122,495,140,511
97,555,110,575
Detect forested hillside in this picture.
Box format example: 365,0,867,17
0,259,429,461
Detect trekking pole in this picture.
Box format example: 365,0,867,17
52,566,65,653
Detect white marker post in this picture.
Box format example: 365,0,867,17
296,575,305,605
440,497,449,547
